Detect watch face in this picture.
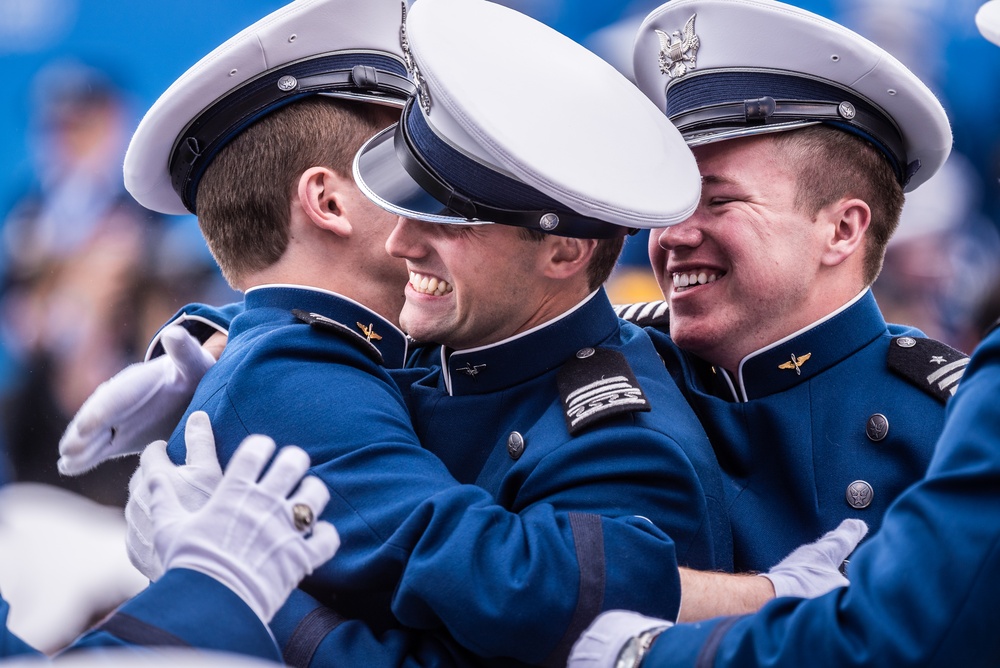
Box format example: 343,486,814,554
614,637,642,668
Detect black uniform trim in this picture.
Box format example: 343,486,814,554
95,613,189,647
694,616,743,668
558,348,650,435
613,301,670,329
292,309,384,366
887,336,969,403
282,606,347,668
544,512,606,667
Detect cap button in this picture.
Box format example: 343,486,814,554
540,213,560,231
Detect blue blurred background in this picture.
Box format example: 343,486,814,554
1,0,999,504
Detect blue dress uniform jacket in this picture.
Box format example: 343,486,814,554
384,289,729,665
160,288,729,667
641,322,1000,668
632,290,966,571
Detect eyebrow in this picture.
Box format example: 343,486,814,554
701,174,740,187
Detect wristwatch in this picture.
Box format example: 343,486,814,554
614,626,670,668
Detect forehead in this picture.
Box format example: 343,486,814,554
692,135,794,180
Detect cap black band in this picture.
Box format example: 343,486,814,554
666,70,915,186
169,52,414,214
394,99,626,239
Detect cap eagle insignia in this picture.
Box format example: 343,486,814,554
778,352,812,375
655,14,700,79
399,2,431,113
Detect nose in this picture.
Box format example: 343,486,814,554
654,217,703,252
385,216,427,259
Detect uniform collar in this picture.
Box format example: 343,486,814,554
441,289,618,396
717,289,883,401
242,284,408,368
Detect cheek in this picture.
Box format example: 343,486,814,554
648,236,667,276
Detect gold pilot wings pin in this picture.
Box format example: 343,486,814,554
656,14,699,79
557,348,650,435
887,336,969,403
778,352,812,375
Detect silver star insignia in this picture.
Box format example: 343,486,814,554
930,356,947,365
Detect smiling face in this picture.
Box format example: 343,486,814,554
385,219,568,349
649,134,842,371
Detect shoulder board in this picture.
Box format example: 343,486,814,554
887,336,969,403
291,309,384,366
557,347,651,436
613,301,670,329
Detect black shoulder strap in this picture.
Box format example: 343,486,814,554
887,335,969,403
292,309,384,365
558,347,650,435
613,301,670,329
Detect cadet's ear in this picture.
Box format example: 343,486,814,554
542,235,597,281
296,167,353,238
820,197,870,268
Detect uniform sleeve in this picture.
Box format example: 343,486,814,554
271,589,474,668
66,569,281,662
384,422,694,665
644,326,1000,668
144,301,244,360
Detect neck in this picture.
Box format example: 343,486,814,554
239,253,404,328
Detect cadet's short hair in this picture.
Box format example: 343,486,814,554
197,97,396,286
771,125,905,286
517,228,624,291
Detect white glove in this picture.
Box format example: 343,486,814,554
569,610,673,668
125,411,223,581
146,432,340,623
761,518,869,598
58,325,217,476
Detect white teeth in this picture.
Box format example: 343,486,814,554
672,270,723,288
409,271,453,296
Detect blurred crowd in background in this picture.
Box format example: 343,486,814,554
0,0,999,508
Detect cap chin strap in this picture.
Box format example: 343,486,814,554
671,96,909,184
665,70,916,186
392,100,627,239
169,53,415,214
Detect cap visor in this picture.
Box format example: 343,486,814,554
681,121,820,148
353,124,487,224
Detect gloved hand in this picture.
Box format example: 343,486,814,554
146,431,340,623
761,518,869,598
568,610,672,668
125,411,223,581
58,325,217,476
